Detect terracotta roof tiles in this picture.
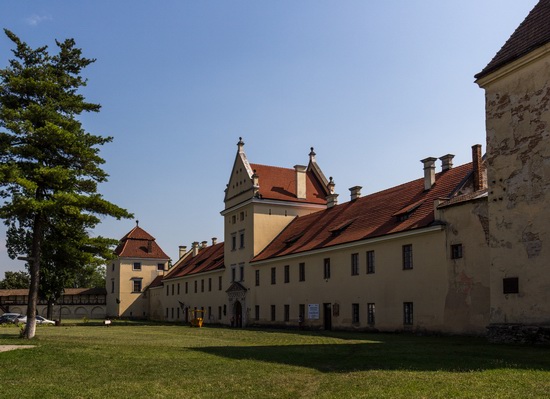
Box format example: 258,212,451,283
476,0,550,79
252,163,476,262
164,242,225,279
114,225,170,260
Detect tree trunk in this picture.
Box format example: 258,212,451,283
24,213,43,339
46,299,53,321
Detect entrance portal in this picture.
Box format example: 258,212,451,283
323,303,332,331
234,301,243,328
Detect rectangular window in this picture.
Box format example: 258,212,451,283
194,280,197,293
133,279,142,292
218,276,222,291
351,253,359,276
323,258,331,279
133,262,141,271
208,306,212,320
231,234,236,251
367,250,375,274
239,265,244,282
177,283,180,295
171,308,174,319
185,282,188,294
404,302,414,325
218,306,222,320
271,305,276,321
299,262,305,282
299,304,305,321
157,263,164,271
503,277,519,294
451,244,463,259
240,211,245,221
255,305,260,321
166,285,169,296
352,303,360,323
284,304,290,322
231,267,236,282
112,263,115,271
367,303,375,325
403,244,413,270
208,278,212,292
111,280,115,294
284,265,290,283
255,269,260,286
201,279,204,293
239,232,245,249
177,307,180,319
171,284,174,296
271,267,276,285
165,308,168,318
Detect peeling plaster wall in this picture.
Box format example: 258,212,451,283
440,200,490,334
482,53,550,325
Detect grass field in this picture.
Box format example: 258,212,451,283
0,322,549,398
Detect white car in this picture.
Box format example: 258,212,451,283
15,315,55,325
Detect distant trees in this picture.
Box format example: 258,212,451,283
0,30,131,338
0,270,30,289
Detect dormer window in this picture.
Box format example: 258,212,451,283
393,200,424,222
328,219,356,236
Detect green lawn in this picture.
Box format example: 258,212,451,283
1,322,549,398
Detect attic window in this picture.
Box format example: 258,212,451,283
329,219,356,236
284,232,305,246
393,200,424,222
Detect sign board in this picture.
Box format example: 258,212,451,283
308,304,319,320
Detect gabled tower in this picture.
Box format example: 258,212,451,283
475,0,550,341
220,138,330,326
106,222,170,318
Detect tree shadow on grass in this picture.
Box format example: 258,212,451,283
190,337,550,373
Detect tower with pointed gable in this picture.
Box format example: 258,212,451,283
476,0,550,341
220,138,331,326
107,222,170,318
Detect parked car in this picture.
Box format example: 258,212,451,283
0,313,21,324
14,315,55,325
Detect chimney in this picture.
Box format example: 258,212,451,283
192,241,199,257
439,154,454,171
349,186,362,201
178,245,187,259
294,165,307,199
147,240,152,253
326,177,338,208
472,144,483,191
201,241,208,249
212,237,218,246
421,157,437,190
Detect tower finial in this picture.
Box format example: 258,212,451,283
237,137,245,153
136,220,139,226
309,147,316,161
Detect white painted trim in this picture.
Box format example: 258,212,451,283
250,225,444,266
221,198,326,216
476,43,550,87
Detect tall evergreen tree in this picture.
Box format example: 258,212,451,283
0,30,132,338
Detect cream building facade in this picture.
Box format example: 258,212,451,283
109,1,550,341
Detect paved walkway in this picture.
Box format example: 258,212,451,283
0,345,35,352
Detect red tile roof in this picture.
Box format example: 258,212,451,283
114,225,170,260
252,163,476,262
250,163,328,204
164,242,224,279
476,0,550,79
0,288,107,297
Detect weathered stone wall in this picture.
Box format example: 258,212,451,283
487,323,550,345
480,52,550,327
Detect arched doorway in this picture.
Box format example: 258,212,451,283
234,301,243,328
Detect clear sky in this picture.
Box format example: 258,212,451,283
0,0,539,276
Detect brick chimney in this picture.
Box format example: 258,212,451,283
294,165,307,199
472,144,483,191
421,157,437,190
349,186,362,201
439,154,454,171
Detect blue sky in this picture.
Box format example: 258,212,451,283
0,0,539,275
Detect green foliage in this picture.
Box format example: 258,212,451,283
0,30,132,337
0,270,29,289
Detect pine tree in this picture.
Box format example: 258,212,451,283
0,30,132,338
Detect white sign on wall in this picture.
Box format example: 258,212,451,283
308,304,319,320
